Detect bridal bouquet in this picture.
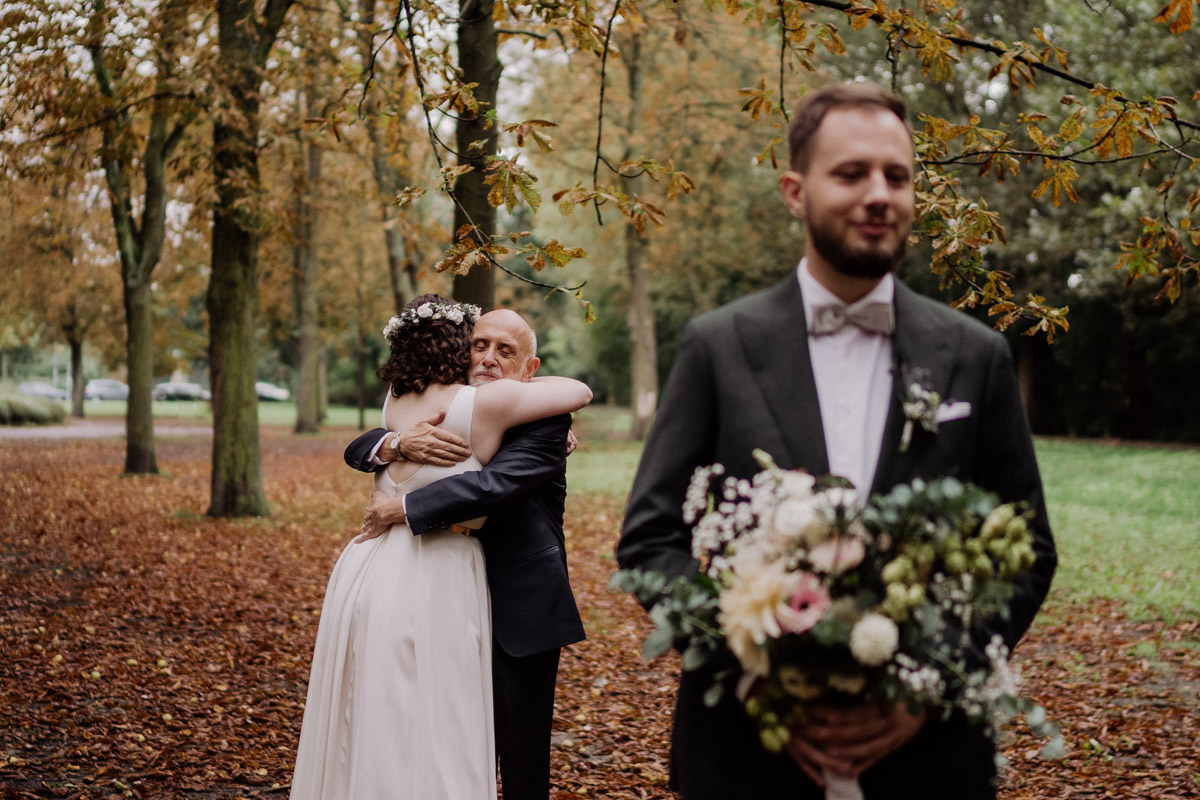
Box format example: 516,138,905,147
613,450,1061,791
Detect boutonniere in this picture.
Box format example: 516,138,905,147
898,366,941,454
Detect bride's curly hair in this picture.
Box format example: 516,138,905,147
377,294,474,397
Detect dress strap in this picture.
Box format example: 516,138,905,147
381,388,392,428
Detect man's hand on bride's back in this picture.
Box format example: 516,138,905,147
386,410,471,467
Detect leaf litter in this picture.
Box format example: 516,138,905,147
0,431,1196,798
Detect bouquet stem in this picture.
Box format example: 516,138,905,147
824,770,864,800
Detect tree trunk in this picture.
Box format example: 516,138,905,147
206,0,292,516
620,31,658,440
292,86,322,434
124,278,158,472
356,0,419,314
451,0,500,309
355,243,369,431
89,0,194,475
208,201,267,515
69,336,85,418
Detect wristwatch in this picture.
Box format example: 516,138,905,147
388,431,405,462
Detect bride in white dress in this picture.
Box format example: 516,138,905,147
290,295,592,800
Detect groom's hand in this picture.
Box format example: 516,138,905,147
387,410,471,467
786,703,926,784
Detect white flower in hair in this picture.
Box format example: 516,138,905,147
382,299,484,344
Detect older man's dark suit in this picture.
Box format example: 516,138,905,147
345,414,584,800
617,276,1057,800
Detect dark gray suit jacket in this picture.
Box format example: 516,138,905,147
617,275,1057,800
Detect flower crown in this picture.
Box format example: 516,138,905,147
383,300,482,343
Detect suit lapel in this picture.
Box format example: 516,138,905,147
734,277,829,475
871,281,957,494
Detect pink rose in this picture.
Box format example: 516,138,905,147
777,572,831,634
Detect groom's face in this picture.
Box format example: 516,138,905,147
469,310,540,385
780,106,915,280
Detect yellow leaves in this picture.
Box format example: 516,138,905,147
897,15,961,82
1032,27,1070,71
738,80,776,121
423,82,479,115
1031,162,1080,207
434,225,502,277
987,40,1039,92
553,183,595,216
619,194,667,236
1058,108,1086,144
817,23,846,56
1113,215,1199,303
392,187,427,207
1154,0,1196,34
517,238,587,272
438,164,474,192
571,19,606,54
988,296,1069,342
755,135,783,169
484,157,541,214
666,170,696,201
503,118,557,152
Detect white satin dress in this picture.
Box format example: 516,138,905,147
290,386,495,800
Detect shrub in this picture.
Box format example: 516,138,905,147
0,392,67,426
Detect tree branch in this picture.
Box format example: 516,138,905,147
590,0,623,225
799,0,1200,133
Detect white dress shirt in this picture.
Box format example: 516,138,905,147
797,259,895,498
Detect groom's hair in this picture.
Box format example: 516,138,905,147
786,82,910,172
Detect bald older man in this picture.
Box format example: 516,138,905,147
344,309,585,800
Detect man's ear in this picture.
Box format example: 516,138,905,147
521,356,541,381
779,170,806,220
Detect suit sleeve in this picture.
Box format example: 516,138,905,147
404,414,571,536
973,338,1057,654
345,428,389,473
617,321,718,586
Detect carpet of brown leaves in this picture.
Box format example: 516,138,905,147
1,428,1197,799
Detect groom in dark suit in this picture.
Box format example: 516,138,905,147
617,82,1057,799
346,309,585,800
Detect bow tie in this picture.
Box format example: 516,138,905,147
809,301,894,336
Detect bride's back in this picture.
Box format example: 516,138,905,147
382,383,472,485
383,376,593,485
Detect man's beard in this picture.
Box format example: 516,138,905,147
469,368,501,386
807,216,907,279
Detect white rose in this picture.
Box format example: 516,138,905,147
849,613,899,667
446,307,464,324
417,303,434,318
780,470,816,499
772,498,828,548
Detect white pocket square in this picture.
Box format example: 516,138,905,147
935,401,972,423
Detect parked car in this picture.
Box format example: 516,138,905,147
152,381,211,401
255,381,290,401
17,380,68,400
85,378,130,401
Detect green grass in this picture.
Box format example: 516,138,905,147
1033,438,1200,622
564,434,1200,623
76,399,368,428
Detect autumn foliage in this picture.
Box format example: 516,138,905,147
1,429,1197,798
